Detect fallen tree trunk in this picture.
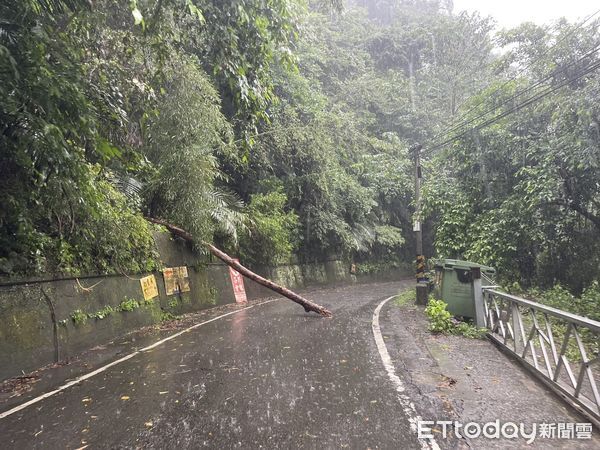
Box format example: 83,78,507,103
147,217,332,318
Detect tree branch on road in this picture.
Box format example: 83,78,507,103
146,217,333,318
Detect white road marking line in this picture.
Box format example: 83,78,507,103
372,295,440,450
0,299,279,420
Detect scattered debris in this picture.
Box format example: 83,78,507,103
0,373,41,397
437,375,457,388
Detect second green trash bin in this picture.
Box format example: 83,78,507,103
433,259,496,318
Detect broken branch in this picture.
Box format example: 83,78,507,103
146,218,333,318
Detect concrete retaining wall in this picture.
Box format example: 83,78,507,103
0,233,360,381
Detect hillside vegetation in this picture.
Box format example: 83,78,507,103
2,0,599,297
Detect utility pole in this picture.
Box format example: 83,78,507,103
412,143,428,305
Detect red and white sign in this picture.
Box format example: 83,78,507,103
228,259,247,304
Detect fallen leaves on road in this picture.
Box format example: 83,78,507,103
437,375,457,388
121,395,130,400
0,373,41,398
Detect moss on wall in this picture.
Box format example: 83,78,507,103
0,232,405,381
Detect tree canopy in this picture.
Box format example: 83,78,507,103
1,0,600,298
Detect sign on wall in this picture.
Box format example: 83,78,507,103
228,260,247,304
140,275,159,300
162,266,191,296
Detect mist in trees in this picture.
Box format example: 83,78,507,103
1,0,599,299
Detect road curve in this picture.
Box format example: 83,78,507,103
1,280,427,449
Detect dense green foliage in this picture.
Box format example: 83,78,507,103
0,0,160,275
239,189,299,266
1,0,599,321
234,3,493,266
506,282,600,323
423,19,600,294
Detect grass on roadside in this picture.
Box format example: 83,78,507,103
393,290,486,339
394,289,415,307
425,299,487,339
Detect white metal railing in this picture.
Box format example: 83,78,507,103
481,288,600,426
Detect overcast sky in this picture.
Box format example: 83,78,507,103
452,0,599,29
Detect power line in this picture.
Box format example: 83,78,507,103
428,8,600,144
424,58,600,153
427,43,600,148
427,59,600,152
426,7,600,146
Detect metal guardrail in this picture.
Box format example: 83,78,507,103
481,288,600,426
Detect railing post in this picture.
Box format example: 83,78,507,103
472,267,485,327
512,303,523,353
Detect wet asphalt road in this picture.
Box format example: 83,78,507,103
1,281,422,449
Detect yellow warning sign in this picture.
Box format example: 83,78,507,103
162,266,191,296
140,275,159,300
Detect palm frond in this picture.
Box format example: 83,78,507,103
108,172,144,205
204,189,247,242
350,223,376,252
30,0,90,15
0,21,19,46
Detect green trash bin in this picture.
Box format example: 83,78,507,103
433,259,496,318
